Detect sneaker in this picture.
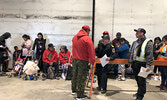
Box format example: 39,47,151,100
101,90,107,94
121,77,126,81
160,85,166,91
153,77,158,81
61,74,66,80
72,91,76,95
96,87,101,91
133,93,138,97
118,77,121,81
158,76,161,81
76,95,87,100
55,76,60,80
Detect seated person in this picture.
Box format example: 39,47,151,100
59,45,72,80
42,43,59,80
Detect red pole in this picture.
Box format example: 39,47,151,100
89,62,96,99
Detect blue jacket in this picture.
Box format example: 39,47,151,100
117,43,129,59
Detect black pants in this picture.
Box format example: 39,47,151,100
132,61,146,99
160,66,167,87
96,64,109,90
153,65,160,73
36,52,43,72
43,62,59,76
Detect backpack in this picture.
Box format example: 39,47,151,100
47,66,55,79
66,65,72,80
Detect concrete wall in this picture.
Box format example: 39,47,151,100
0,0,92,52
95,0,167,46
1,0,167,68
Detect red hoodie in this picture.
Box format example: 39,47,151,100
72,29,95,65
59,50,72,64
42,48,58,64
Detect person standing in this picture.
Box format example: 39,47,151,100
112,32,122,52
156,36,167,91
0,32,11,72
71,25,95,99
153,37,163,81
128,28,153,100
32,32,46,72
21,34,33,64
95,35,116,94
117,38,130,81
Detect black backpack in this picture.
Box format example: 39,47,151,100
66,65,72,80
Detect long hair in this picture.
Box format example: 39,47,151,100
37,32,44,40
120,38,130,47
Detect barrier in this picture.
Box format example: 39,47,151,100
87,58,167,99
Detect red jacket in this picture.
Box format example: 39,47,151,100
72,29,95,65
42,48,58,64
59,50,72,64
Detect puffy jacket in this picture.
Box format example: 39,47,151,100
42,48,58,64
59,50,72,64
72,29,95,65
117,43,129,59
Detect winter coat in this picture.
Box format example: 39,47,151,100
117,43,129,59
95,43,116,60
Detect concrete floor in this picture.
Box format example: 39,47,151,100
0,75,167,100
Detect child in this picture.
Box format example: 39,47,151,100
59,45,72,80
117,38,130,81
13,58,24,72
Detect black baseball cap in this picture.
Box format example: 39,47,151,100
134,28,146,34
116,32,121,37
48,43,54,48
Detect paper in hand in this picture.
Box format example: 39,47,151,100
138,67,152,78
100,54,109,67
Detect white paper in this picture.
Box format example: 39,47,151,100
138,67,152,78
100,54,109,67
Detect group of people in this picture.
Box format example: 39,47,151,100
0,25,167,100
0,32,72,80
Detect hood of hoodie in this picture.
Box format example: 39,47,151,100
76,29,89,39
2,32,11,39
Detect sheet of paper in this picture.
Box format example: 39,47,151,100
138,67,152,78
100,54,109,67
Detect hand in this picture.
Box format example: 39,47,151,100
66,63,71,66
106,57,110,61
50,62,53,66
155,50,159,53
95,56,98,59
146,67,151,72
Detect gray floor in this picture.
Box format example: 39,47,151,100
0,75,166,100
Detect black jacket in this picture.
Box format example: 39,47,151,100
95,43,116,60
32,38,46,53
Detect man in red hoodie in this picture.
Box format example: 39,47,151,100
42,43,59,80
71,25,95,99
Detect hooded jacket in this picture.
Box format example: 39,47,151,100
42,48,58,64
59,50,72,64
72,29,95,65
0,32,11,47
